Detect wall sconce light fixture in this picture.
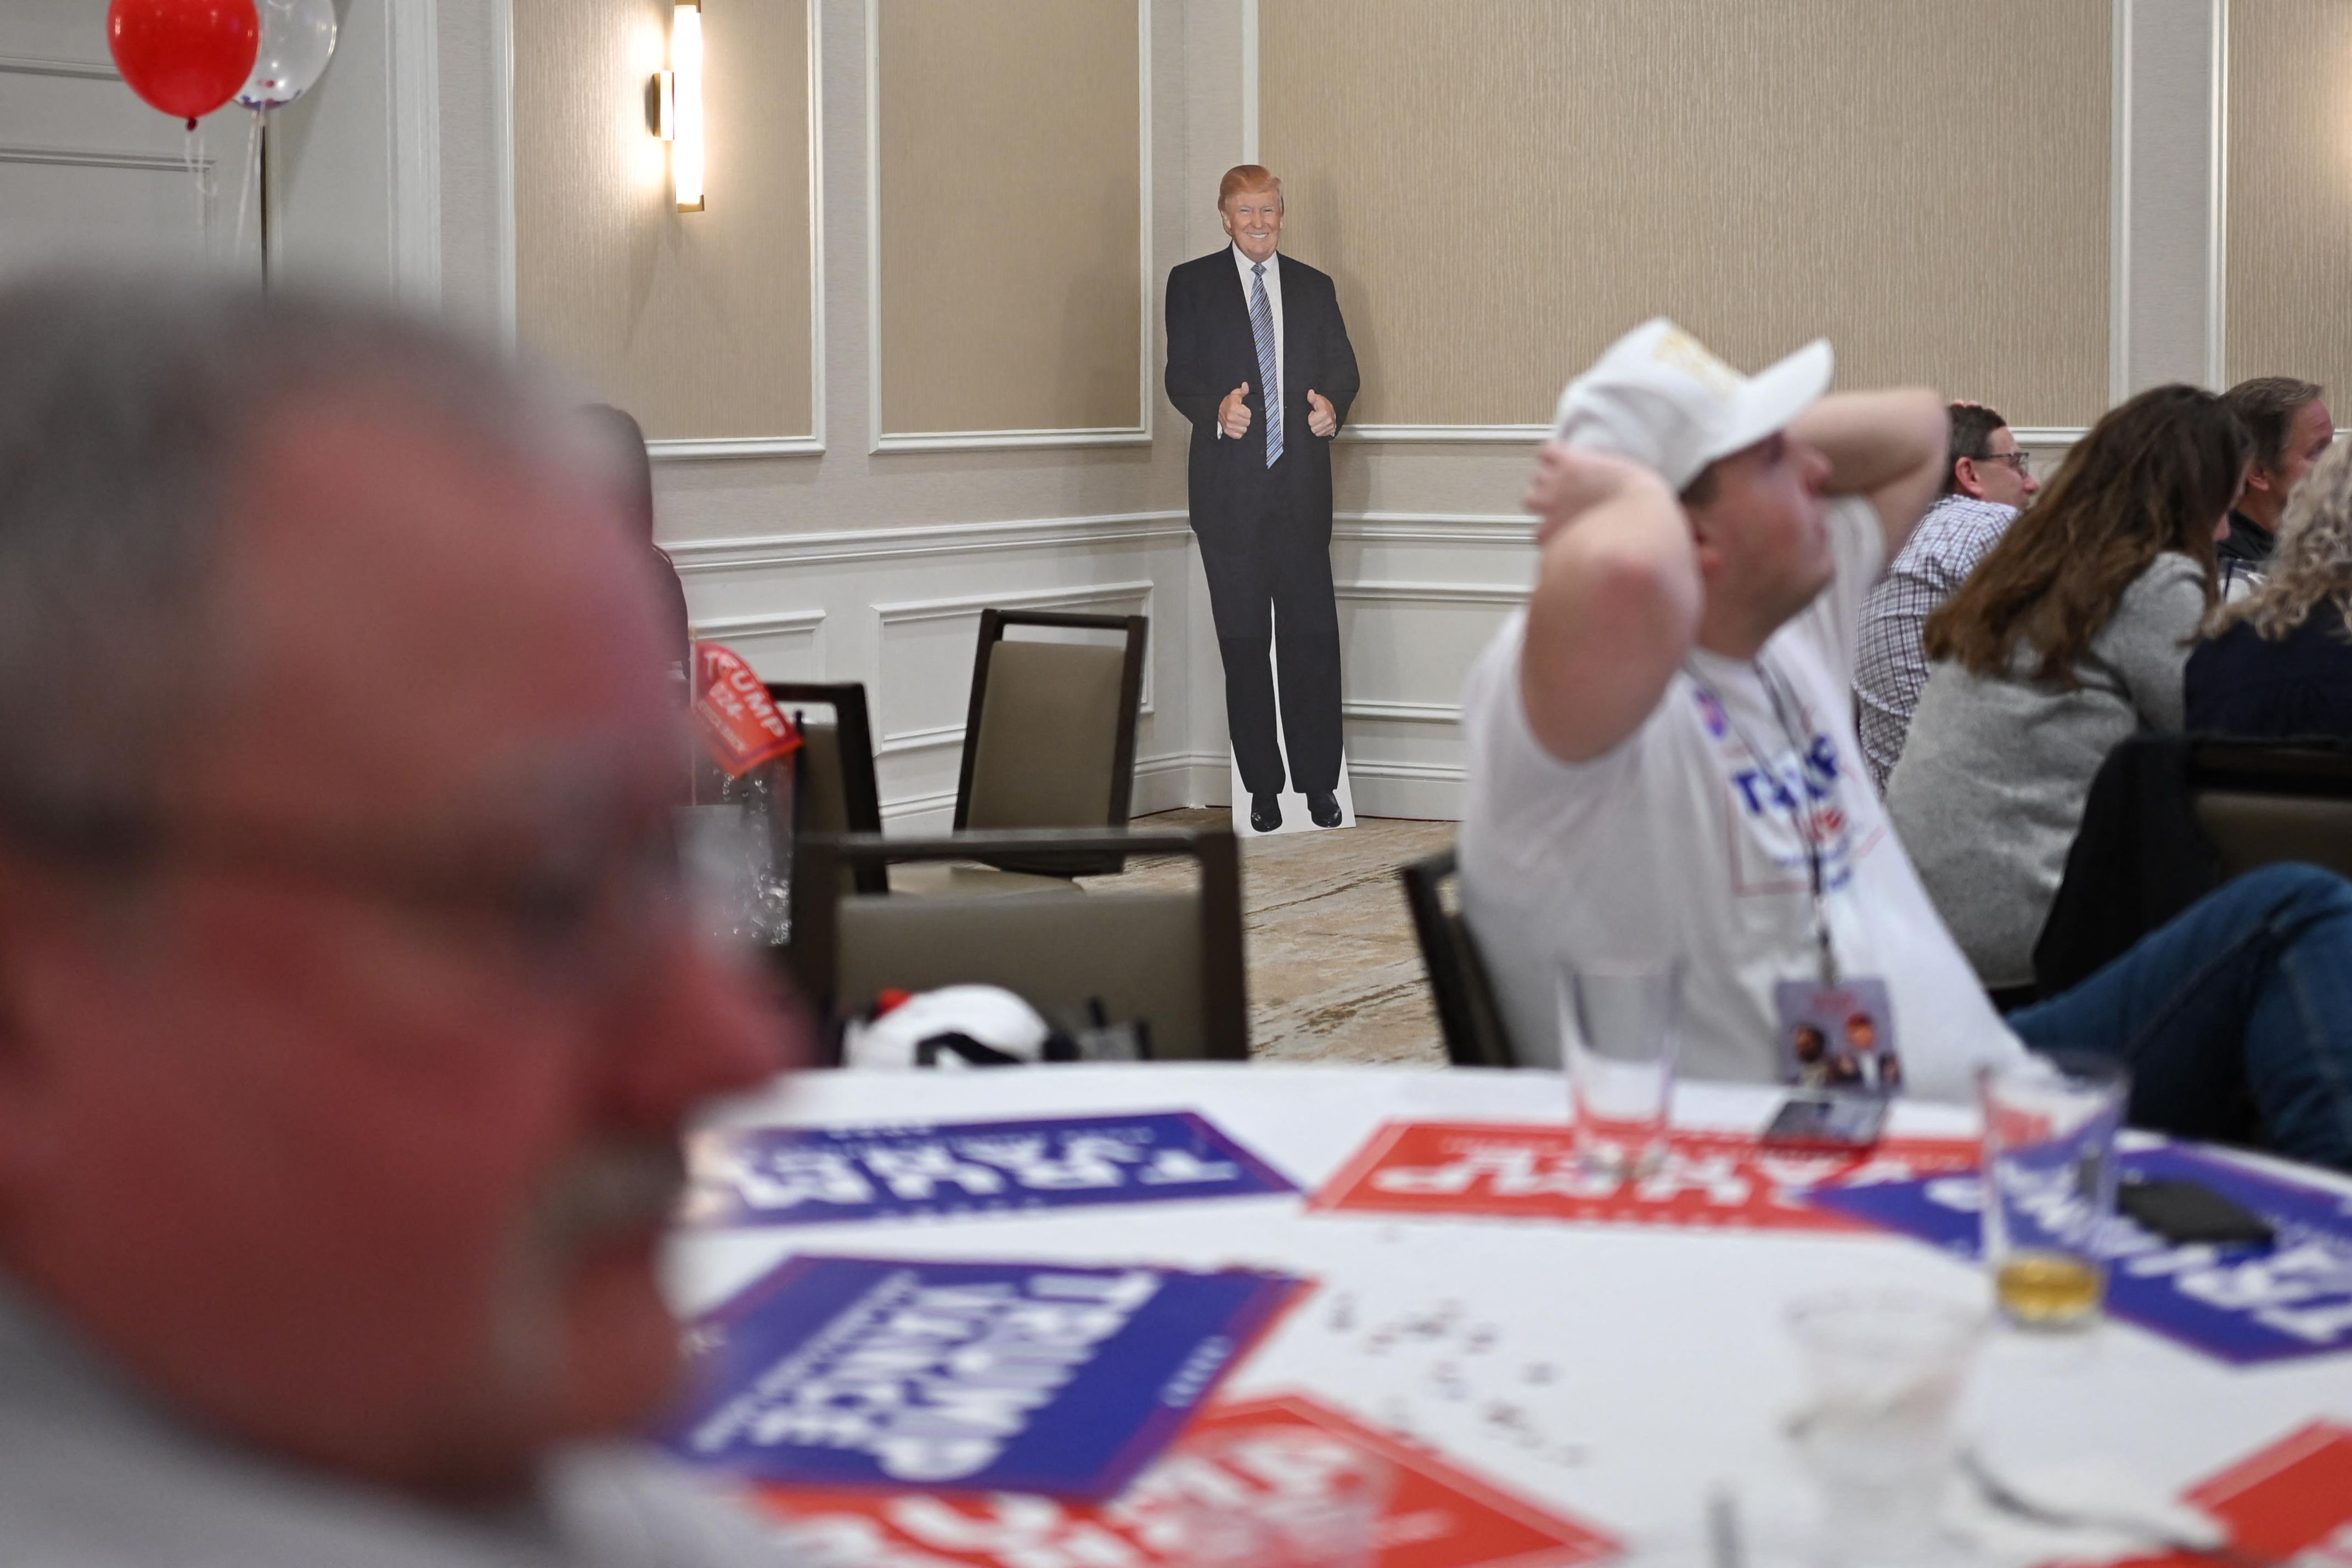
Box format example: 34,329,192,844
646,1,705,212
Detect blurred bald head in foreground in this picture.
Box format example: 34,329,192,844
0,278,796,1565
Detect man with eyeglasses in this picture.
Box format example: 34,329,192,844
2218,376,2333,595
1853,401,2039,788
0,279,801,1563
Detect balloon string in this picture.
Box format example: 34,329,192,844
232,109,261,263
184,123,216,256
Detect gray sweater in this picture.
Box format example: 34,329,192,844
1885,552,2207,987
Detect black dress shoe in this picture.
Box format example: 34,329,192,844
1249,792,1283,833
1306,789,1343,827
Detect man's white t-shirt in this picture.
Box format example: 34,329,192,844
1456,495,2024,1103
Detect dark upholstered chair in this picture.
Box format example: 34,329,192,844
1398,847,1518,1067
765,682,885,896
792,826,1247,1062
948,609,1147,879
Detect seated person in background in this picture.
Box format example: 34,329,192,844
1460,321,2352,1172
2190,439,2352,736
2217,376,2332,595
584,403,694,696
1887,386,2246,992
0,278,796,1563
1853,401,2039,788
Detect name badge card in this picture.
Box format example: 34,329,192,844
754,1392,1623,1568
663,1256,1307,1500
1807,1144,2352,1364
2112,1422,2352,1568
1310,1122,1978,1232
681,1112,1298,1229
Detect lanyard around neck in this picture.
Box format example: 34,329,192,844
1684,653,1840,986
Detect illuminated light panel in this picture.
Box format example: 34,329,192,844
672,2,705,211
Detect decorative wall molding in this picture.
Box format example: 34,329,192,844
497,0,824,448
0,54,117,81
871,428,1154,453
492,0,517,346
863,0,1154,453
1335,579,1527,607
1337,425,2090,451
2207,0,2229,390
1343,699,1460,725
691,607,827,640
0,144,210,174
1340,423,1546,444
666,509,1190,574
1333,511,1533,546
649,435,829,461
873,577,1157,628
390,0,444,309
871,578,1157,755
2109,0,2134,404
1239,0,1258,164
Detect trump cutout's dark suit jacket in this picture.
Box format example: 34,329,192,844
1163,248,1360,798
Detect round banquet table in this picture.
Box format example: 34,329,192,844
665,1064,2352,1555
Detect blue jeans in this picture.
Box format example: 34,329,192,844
2008,862,2352,1172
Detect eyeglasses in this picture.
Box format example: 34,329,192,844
1973,450,2033,476
0,785,692,995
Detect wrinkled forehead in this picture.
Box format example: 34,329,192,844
192,387,679,831
1223,182,1281,210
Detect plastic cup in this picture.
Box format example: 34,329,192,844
1559,960,1684,1178
1786,1289,1987,1566
1978,1052,2129,1331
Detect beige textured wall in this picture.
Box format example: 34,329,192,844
875,0,1143,437
1262,0,2110,431
513,0,812,440
2225,1,2352,395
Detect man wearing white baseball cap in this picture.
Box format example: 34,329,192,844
1455,319,2352,1175
1456,319,2015,1101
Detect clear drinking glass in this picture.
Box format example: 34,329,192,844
1977,1052,2129,1330
1558,959,1684,1178
1786,1289,1987,1567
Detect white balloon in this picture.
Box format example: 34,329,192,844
235,0,339,112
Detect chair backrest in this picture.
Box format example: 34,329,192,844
955,611,1147,876
793,826,1247,1061
766,682,885,895
2189,741,2352,881
1397,847,1518,1067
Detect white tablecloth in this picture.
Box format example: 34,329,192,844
666,1064,2352,1549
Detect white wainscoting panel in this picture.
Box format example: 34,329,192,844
692,607,828,685
677,507,1536,828
1329,513,1536,820
0,4,260,285
677,510,1208,832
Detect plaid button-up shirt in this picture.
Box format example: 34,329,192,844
1853,494,2018,789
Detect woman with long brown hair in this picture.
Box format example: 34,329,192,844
1885,384,2250,991
2187,437,2352,735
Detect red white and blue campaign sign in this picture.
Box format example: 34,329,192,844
680,1112,1298,1228
2111,1422,2352,1568
753,1392,1623,1568
663,1255,1307,1500
1312,1122,1978,1232
1807,1144,2352,1364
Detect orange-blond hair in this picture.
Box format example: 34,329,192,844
1218,164,1281,210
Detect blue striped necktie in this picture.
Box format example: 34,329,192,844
1250,261,1282,467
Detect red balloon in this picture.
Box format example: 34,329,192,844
108,0,260,127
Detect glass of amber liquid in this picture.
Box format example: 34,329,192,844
1978,1052,2129,1330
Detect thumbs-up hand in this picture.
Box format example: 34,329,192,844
1306,388,1338,437
1219,382,1252,439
